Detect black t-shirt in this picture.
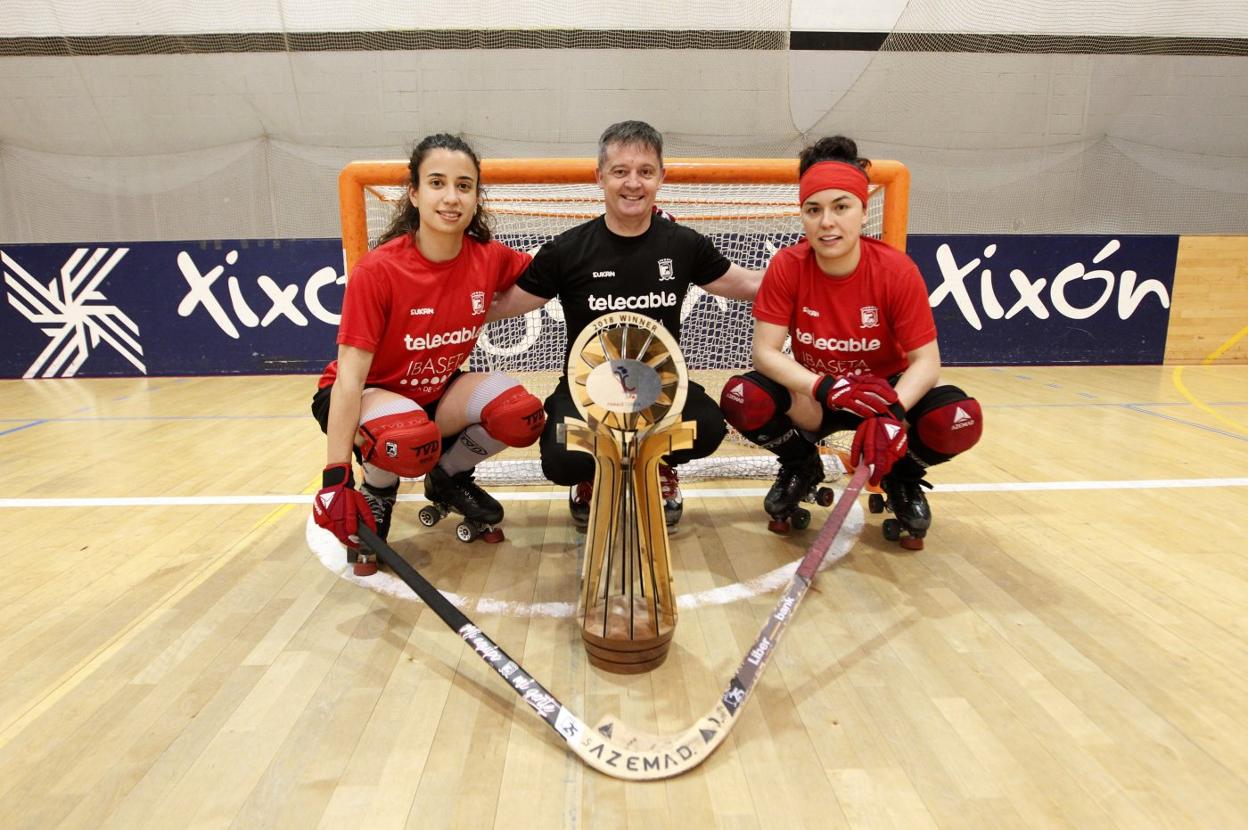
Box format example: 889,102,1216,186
515,215,732,371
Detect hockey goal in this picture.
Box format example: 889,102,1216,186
338,157,910,484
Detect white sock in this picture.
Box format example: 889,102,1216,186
438,423,506,476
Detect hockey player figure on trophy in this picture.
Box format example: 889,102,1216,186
560,312,696,673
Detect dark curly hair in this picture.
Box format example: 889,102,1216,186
376,133,493,246
798,135,871,178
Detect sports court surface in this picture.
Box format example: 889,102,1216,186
2,363,1245,827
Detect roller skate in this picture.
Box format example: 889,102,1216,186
868,473,932,550
569,480,593,532
659,463,683,527
351,480,397,576
418,466,505,543
764,453,835,534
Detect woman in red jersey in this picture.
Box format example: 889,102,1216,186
719,136,982,547
311,134,544,572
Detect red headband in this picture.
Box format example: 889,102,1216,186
798,161,869,206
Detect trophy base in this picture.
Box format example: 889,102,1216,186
581,596,675,674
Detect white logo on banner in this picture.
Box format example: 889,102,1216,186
176,248,343,338
930,240,1171,331
2,248,146,377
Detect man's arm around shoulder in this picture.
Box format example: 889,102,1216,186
488,284,550,322
703,263,763,301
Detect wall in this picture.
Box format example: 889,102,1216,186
1165,237,1248,363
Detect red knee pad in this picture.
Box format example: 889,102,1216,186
480,386,545,447
358,410,441,477
720,374,780,431
915,398,983,456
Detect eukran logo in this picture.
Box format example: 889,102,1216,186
2,247,146,377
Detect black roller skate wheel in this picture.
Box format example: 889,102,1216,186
455,522,477,543
791,508,811,530
868,493,885,514
815,487,834,507
882,518,902,542
418,505,441,528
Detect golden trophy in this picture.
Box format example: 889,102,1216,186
560,312,695,673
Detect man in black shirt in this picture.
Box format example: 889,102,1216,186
489,120,761,528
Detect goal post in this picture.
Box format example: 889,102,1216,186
340,158,909,273
336,157,910,484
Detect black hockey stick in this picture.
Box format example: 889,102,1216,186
355,462,870,780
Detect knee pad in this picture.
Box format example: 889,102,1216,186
908,386,983,464
719,371,793,445
480,385,546,447
358,410,442,477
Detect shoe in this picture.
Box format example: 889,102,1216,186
423,466,503,525
361,480,398,541
659,463,683,527
569,480,592,531
880,473,932,533
763,453,823,519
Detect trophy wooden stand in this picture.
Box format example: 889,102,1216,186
560,312,695,674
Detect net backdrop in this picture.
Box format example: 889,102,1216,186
3,1,1246,244
351,171,895,483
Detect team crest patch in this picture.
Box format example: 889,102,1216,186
471,291,486,315
860,306,879,327
657,258,674,281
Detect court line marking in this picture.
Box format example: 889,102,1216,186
302,473,1248,618
0,419,48,437
1,397,1245,427
304,503,866,619
1171,324,1248,436
3,476,1247,509
1125,404,1248,441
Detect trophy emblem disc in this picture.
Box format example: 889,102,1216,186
567,311,687,434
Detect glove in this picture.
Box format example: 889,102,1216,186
851,405,908,486
813,374,898,418
312,463,376,547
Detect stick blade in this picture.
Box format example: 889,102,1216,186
570,703,737,780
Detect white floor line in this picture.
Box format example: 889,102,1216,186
3,476,1247,509
304,508,865,618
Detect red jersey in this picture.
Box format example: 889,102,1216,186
318,233,531,405
753,236,936,379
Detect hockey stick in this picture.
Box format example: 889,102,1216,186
356,462,869,781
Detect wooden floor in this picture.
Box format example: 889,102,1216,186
1,365,1246,829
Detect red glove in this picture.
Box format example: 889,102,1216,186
851,407,908,486
813,374,898,418
312,463,375,547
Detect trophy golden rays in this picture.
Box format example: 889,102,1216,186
560,312,695,673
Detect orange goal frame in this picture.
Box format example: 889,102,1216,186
338,158,909,274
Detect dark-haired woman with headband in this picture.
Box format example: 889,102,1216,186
719,136,982,547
